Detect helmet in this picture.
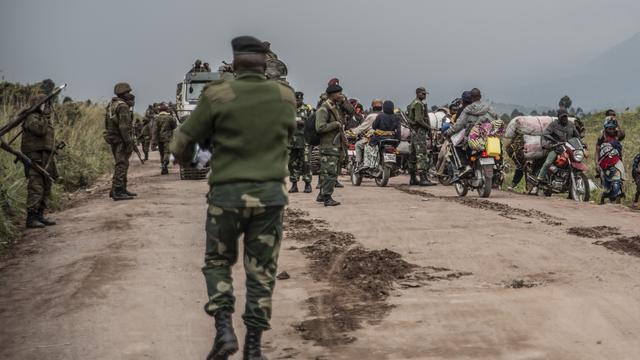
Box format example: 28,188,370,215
195,59,202,66
604,119,617,129
114,82,132,95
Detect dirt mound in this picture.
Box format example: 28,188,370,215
394,185,562,226
567,226,621,239
285,207,468,347
594,236,640,257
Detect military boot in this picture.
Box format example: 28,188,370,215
409,174,419,185
161,163,169,175
124,187,137,197
419,174,436,187
324,196,341,207
26,212,45,229
207,311,239,360
303,181,312,193
243,327,267,360
144,151,149,161
36,210,57,226
315,193,325,203
112,188,134,201
288,182,299,193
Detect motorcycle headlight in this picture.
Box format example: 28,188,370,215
573,150,584,162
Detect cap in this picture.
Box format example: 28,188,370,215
232,36,268,54
326,84,343,95
295,91,304,99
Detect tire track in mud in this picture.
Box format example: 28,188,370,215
394,185,563,226
284,208,470,347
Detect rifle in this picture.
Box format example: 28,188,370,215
0,84,67,181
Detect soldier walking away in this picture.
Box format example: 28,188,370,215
104,82,137,201
408,87,436,186
140,106,153,160
170,36,296,360
21,94,58,228
315,83,345,206
154,104,177,174
288,91,313,194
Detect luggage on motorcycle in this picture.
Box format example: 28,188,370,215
363,143,379,169
304,112,321,146
523,135,545,160
486,137,501,157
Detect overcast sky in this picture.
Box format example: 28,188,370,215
1,0,639,110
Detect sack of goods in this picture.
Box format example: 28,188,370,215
467,118,505,152
504,116,577,139
522,135,544,160
400,126,411,141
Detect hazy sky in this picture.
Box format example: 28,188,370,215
1,0,639,110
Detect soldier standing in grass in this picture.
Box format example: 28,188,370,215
104,82,137,201
21,94,58,228
154,103,177,175
170,36,295,360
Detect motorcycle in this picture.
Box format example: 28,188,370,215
524,137,590,202
351,138,400,187
448,142,498,198
598,141,625,204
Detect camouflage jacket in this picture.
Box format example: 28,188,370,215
104,97,132,145
408,99,430,131
21,112,55,154
290,104,313,149
170,71,296,207
154,112,177,143
315,100,343,151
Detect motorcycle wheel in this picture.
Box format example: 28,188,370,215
569,172,590,202
375,166,391,187
477,169,493,198
351,169,363,186
438,163,454,186
454,182,468,197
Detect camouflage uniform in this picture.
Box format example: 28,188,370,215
315,99,343,198
408,98,431,176
170,70,295,330
104,96,134,195
154,111,177,172
21,108,57,217
289,104,313,184
140,118,151,159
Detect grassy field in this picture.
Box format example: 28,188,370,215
504,110,639,205
0,97,112,247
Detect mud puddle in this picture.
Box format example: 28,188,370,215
594,236,640,257
567,226,622,239
284,208,469,347
395,185,563,226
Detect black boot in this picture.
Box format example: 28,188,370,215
26,212,45,229
409,174,419,185
207,312,239,360
419,174,436,187
124,187,137,197
36,210,56,226
161,163,169,175
288,182,299,193
243,327,267,360
112,188,133,201
316,193,325,203
324,196,341,207
303,182,312,193
144,151,149,161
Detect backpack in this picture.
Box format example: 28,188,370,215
304,111,321,146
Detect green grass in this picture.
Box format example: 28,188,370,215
1,100,113,247
503,110,640,205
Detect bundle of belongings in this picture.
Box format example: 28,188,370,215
503,116,577,163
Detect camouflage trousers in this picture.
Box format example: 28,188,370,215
409,129,430,176
203,205,283,330
319,147,340,197
141,136,151,154
158,141,171,165
288,147,312,183
25,151,57,213
110,143,132,189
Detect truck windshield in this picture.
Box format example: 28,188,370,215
186,82,207,103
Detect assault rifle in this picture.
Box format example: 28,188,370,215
0,84,67,181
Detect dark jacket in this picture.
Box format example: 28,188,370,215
542,120,581,148
371,101,401,145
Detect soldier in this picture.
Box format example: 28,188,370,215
104,82,137,201
408,87,436,186
191,59,205,73
140,115,151,161
288,92,313,194
133,117,143,145
315,84,344,206
154,104,177,174
21,94,58,228
170,36,295,360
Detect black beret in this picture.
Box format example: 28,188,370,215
295,91,304,99
326,84,343,94
231,36,268,54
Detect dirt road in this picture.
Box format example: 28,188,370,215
1,155,640,360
